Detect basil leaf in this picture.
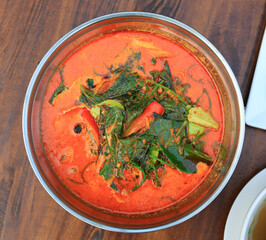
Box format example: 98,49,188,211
150,118,183,145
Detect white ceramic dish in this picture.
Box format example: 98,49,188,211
245,27,266,130
240,187,266,239
224,168,266,240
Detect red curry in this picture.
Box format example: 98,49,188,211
41,31,224,214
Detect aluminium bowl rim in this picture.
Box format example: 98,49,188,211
22,11,245,233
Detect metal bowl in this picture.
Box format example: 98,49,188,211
22,12,245,232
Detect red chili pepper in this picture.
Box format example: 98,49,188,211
81,108,100,145
122,101,164,137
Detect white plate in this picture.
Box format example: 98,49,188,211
224,168,266,240
245,27,266,130
240,187,266,239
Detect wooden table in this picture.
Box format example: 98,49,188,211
0,0,265,239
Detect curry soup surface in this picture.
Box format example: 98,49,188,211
41,31,224,214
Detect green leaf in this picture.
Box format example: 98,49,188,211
80,85,104,107
129,162,146,192
99,161,114,180
99,107,126,180
104,107,124,136
188,107,219,129
90,106,101,118
101,71,143,100
149,117,211,172
159,98,187,117
188,122,205,135
148,162,161,187
119,132,154,167
58,66,65,82
49,83,66,104
114,51,141,72
98,99,124,109
124,97,154,126
145,78,187,105
159,143,197,173
49,66,68,104
134,52,141,61
84,58,217,190
150,61,176,92
149,148,159,164
151,58,156,64
90,100,125,118
86,78,95,89
150,118,189,173
110,181,119,191
184,144,213,165
149,118,183,145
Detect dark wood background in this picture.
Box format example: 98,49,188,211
0,0,265,239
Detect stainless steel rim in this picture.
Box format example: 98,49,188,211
22,11,245,233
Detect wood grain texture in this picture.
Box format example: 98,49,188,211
0,0,265,239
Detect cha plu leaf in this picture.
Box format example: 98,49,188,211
188,107,219,129
149,118,183,145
